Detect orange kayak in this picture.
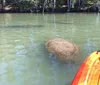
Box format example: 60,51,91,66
71,51,100,85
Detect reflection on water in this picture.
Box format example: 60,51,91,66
4,14,12,26
84,40,96,56
0,13,100,85
0,62,8,75
15,45,27,56
96,13,100,26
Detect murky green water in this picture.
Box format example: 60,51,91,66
0,13,100,85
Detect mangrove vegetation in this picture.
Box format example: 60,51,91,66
0,0,100,13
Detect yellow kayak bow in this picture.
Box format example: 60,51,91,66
71,51,100,85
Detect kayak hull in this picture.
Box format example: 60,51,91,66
71,51,100,85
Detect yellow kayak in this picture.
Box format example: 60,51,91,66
71,51,100,85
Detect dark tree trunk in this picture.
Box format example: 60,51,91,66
67,0,72,12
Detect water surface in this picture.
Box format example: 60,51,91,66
0,13,100,85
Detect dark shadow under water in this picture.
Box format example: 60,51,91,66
50,21,73,24
0,25,44,29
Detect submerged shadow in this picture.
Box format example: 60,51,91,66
50,21,73,24
0,25,44,29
